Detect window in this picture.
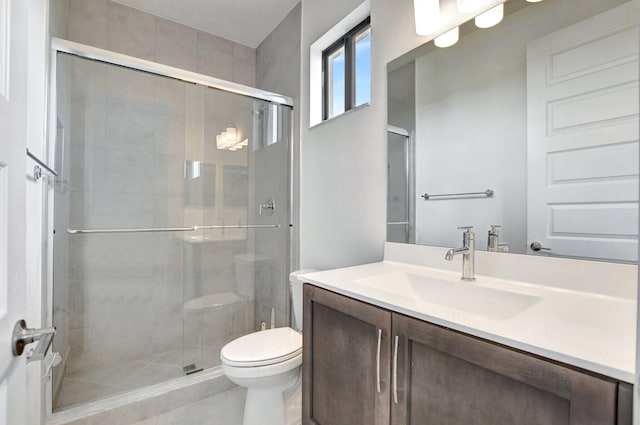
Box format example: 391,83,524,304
322,17,371,120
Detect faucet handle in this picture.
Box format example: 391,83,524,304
458,226,474,242
490,224,501,230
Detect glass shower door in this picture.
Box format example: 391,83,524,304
52,54,193,409
181,86,292,373
53,50,292,410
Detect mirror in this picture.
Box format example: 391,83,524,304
387,0,639,263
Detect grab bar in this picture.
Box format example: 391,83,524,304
67,224,280,234
197,224,280,230
67,226,195,234
27,148,59,180
421,189,494,201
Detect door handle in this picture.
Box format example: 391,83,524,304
393,335,399,404
12,320,56,360
530,242,551,252
376,329,382,393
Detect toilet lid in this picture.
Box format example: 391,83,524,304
221,327,302,367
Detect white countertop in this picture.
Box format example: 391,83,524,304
299,243,637,383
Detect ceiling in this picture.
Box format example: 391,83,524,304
112,0,300,48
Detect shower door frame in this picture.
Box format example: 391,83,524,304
46,37,298,415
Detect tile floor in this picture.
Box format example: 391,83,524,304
129,386,246,425
55,346,227,410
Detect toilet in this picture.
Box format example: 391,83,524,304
220,270,316,425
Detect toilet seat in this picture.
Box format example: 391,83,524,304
221,327,302,367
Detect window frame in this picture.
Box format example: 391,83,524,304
322,16,371,121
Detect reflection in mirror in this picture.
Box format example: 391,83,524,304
387,0,639,263
387,126,415,244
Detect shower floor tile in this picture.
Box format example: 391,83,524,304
55,345,226,411
130,386,246,425
55,355,182,410
64,359,145,388
114,363,184,392
55,378,113,409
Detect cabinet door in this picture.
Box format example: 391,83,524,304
391,313,618,425
303,285,391,425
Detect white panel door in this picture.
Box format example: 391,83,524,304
0,0,29,424
527,1,639,262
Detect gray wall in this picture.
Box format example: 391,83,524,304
50,0,69,38
54,0,256,86
255,4,302,326
298,0,507,270
388,62,415,135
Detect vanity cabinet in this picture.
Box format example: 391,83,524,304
303,285,632,425
392,313,622,425
302,284,391,425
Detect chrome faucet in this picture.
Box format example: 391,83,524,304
487,225,510,253
445,226,475,281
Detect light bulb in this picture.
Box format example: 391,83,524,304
220,130,231,148
414,0,440,36
457,0,489,13
226,126,237,142
475,3,503,28
434,27,459,48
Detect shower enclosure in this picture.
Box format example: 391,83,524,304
387,126,414,244
51,42,293,410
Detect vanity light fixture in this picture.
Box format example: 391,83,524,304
434,27,459,48
216,126,249,151
475,3,504,28
457,0,490,14
414,0,441,36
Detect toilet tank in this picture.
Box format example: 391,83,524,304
289,270,317,332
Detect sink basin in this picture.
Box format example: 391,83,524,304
355,272,541,320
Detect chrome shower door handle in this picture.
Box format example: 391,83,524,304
393,335,399,404
376,328,382,393
12,319,56,357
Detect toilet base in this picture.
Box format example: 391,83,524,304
242,376,301,425
243,386,285,425
284,377,302,425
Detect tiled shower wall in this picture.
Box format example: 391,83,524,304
51,0,256,86
253,5,302,329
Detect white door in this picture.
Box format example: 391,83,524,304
0,0,31,424
527,1,639,262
